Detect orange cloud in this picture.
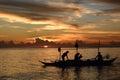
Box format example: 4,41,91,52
103,19,120,23
0,0,92,26
0,13,56,24
0,35,7,38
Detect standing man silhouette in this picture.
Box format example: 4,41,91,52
62,51,69,61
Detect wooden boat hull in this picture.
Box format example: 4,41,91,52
40,57,117,67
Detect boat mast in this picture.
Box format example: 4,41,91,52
74,40,79,53
98,40,100,53
58,47,61,61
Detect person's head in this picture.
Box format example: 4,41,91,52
77,52,80,54
66,51,69,53
98,52,101,55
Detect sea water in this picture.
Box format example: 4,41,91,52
0,48,120,80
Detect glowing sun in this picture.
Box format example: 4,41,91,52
43,45,48,48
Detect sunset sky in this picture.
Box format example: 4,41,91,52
0,0,120,43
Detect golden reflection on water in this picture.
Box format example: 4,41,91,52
0,48,120,80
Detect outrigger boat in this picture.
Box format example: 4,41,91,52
40,41,117,67
40,58,117,67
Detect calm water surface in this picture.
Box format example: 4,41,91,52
0,48,120,80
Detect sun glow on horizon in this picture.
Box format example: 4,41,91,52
43,45,48,48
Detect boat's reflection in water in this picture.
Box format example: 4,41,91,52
58,66,108,80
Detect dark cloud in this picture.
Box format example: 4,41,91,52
103,8,120,16
96,0,120,16
96,8,120,16
69,24,80,28
0,0,82,22
103,8,120,13
95,0,120,5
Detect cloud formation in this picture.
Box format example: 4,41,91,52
95,0,120,5
0,0,90,24
93,0,120,17
0,0,120,42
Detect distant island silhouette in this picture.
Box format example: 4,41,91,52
0,38,120,48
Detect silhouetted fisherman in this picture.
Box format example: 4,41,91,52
74,52,82,61
62,51,69,61
96,52,103,62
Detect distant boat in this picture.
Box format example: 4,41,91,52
40,57,117,67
